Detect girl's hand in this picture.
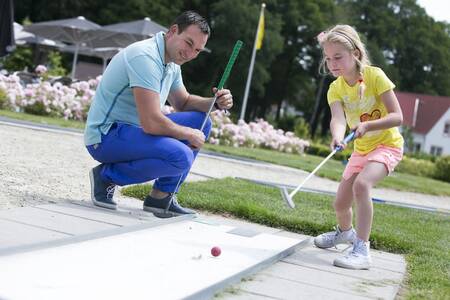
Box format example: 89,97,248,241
353,122,369,138
330,137,346,151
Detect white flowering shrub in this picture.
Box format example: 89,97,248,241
0,67,310,154
0,65,100,121
209,110,309,154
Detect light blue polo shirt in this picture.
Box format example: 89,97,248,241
84,32,184,146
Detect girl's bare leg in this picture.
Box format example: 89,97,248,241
352,162,388,241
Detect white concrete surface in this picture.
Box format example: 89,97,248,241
0,218,300,300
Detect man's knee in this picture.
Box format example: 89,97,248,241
168,145,194,170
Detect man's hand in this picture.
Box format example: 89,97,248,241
186,128,206,149
212,87,233,110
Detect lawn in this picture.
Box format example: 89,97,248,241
203,144,450,196
0,109,85,130
123,178,450,299
2,109,449,196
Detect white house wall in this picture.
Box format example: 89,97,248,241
411,133,425,152
423,108,450,156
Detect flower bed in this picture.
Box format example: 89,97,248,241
1,66,309,154
0,66,99,121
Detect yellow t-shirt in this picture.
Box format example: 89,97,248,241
327,66,404,154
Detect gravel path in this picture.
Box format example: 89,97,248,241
0,123,95,209
1,121,449,212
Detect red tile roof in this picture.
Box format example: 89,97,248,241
395,91,450,134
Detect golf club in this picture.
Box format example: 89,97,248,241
281,131,356,209
154,40,243,218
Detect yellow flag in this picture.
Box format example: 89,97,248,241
256,10,265,50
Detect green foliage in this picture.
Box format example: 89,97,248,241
406,151,437,163
433,156,450,183
2,46,33,72
0,109,85,129
338,0,450,96
401,125,414,152
396,156,436,178
305,142,352,161
294,117,311,139
305,143,330,157
46,51,67,77
0,89,8,109
23,102,52,117
275,114,296,132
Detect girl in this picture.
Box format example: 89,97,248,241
314,25,404,270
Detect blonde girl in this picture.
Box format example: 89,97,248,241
314,25,404,270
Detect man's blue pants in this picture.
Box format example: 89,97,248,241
86,111,212,193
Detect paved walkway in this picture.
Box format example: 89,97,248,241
2,118,445,299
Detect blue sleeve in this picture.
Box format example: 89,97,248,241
125,54,163,93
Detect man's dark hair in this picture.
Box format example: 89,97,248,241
171,11,210,37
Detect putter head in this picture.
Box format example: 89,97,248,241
280,187,295,209
152,195,175,218
153,211,175,218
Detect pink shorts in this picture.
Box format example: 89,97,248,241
343,145,403,180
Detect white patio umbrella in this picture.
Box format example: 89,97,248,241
86,17,167,48
24,16,101,78
59,45,121,72
14,22,65,47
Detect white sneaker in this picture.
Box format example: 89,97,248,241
314,226,356,249
333,238,372,270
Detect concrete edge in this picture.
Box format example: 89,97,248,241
183,239,304,300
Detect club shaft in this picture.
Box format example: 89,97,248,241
202,41,243,126
200,94,217,131
171,41,243,203
289,149,337,197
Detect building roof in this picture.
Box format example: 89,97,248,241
396,91,450,134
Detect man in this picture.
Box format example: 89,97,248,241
84,11,233,216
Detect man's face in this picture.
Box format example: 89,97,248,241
165,24,208,65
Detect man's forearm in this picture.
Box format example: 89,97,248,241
142,114,192,140
180,94,213,112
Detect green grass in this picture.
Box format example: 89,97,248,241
0,109,85,130
2,109,449,195
123,178,450,299
204,144,450,196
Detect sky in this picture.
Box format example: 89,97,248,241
417,0,450,23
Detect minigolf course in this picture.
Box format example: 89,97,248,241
0,200,302,300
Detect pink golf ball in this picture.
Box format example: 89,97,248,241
211,246,221,257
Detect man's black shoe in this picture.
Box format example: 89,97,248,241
143,193,196,216
89,165,117,210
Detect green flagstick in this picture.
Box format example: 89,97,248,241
217,40,243,90
200,40,243,130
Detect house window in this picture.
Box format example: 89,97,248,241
444,122,450,135
413,143,421,152
430,146,443,156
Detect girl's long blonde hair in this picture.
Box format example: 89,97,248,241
317,25,371,99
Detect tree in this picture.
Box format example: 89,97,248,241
180,0,284,118
337,0,450,96
261,0,336,122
